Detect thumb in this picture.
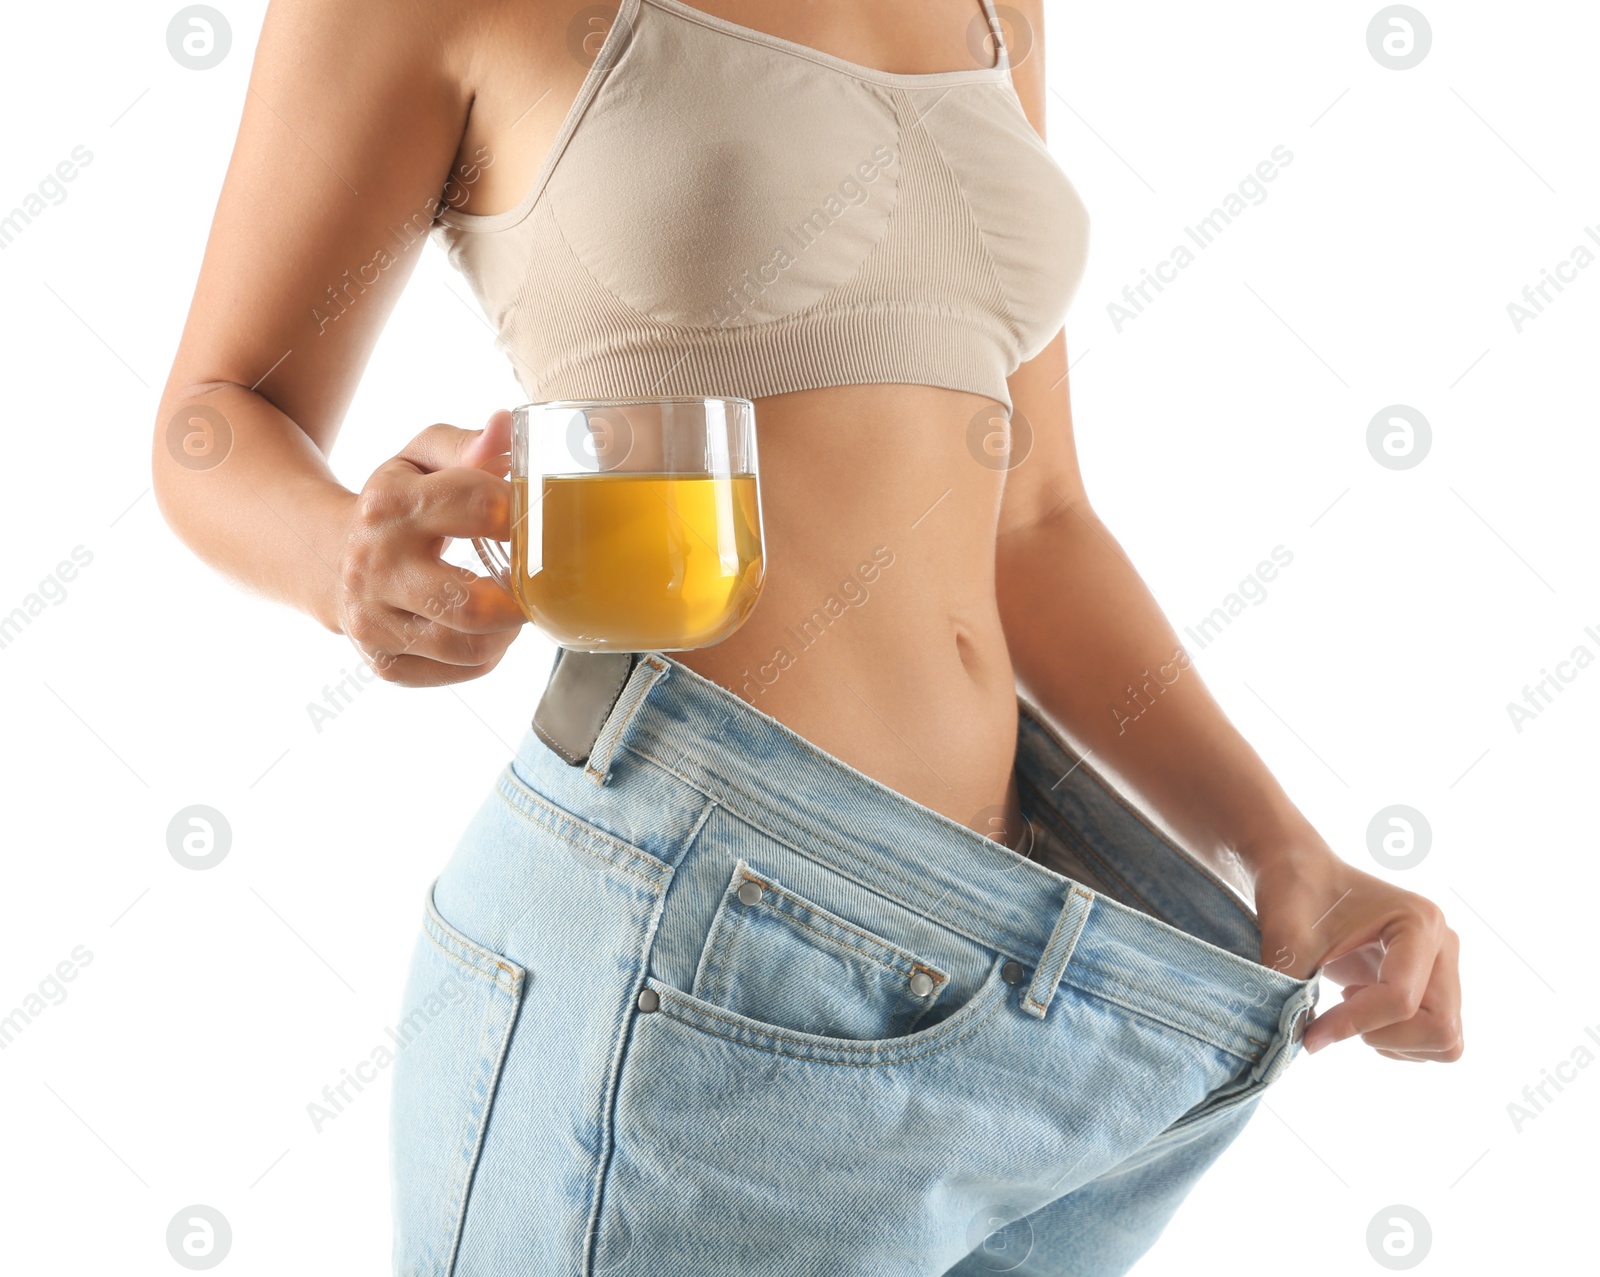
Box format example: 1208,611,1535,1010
396,410,514,475
459,408,514,471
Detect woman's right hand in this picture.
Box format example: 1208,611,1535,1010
332,408,528,687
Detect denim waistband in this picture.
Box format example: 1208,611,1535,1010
508,651,1317,1071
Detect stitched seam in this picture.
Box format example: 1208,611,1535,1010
655,994,1006,1068
753,900,943,980
539,727,583,765
421,909,500,971
1022,888,1092,1012
750,873,951,979
495,759,669,871
530,319,1016,410
1069,953,1274,1046
540,195,662,336
697,864,924,1005
442,977,524,1277
1051,885,1299,1029
423,891,527,984
421,923,523,989
698,885,740,1006
493,782,661,890
581,818,672,1277
653,965,1006,1056
701,760,1033,947
653,980,1009,1066
585,656,646,779
1063,959,1271,1056
677,793,720,866
912,104,1022,351
532,245,1018,371
492,771,669,889
1068,982,1266,1064
681,801,730,1001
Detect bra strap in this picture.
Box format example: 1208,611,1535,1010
978,0,1009,69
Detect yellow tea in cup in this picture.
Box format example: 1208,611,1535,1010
473,397,765,652
511,471,763,651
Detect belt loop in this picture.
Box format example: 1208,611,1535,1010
583,654,671,785
1252,972,1323,1086
1021,885,1094,1019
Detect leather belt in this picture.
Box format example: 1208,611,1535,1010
531,648,640,767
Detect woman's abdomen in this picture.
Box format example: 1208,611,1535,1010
671,382,1023,840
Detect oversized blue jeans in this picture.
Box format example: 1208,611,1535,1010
390,652,1319,1275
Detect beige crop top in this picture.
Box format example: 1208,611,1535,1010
431,0,1090,413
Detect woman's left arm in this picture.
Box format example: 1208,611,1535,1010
994,0,1462,1062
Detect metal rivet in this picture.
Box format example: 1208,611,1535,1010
909,970,936,998
636,988,659,1012
1001,960,1025,985
736,880,763,906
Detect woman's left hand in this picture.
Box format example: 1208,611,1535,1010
1251,847,1464,1061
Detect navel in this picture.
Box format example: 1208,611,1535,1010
954,624,981,677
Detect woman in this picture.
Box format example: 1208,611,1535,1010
152,0,1464,1272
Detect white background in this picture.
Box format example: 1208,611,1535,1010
1,0,1594,1273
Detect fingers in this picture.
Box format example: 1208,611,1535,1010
1302,915,1441,1055
349,409,518,552
1253,857,1464,1065
359,458,513,539
1355,929,1464,1061
329,410,526,689
348,646,513,689
345,597,520,672
338,544,525,683
385,565,526,635
345,560,524,643
341,519,525,619
409,467,514,541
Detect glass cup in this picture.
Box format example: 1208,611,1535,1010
473,397,766,653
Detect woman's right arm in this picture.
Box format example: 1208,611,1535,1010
151,0,527,685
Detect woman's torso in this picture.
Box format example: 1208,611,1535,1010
443,0,1073,849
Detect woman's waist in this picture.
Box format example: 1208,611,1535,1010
668,590,1022,840
503,650,1022,867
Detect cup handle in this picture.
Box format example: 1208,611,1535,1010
472,536,513,593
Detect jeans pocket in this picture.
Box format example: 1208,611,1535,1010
390,880,526,1277
689,857,952,1041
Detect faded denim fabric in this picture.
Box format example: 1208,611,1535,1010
391,652,1318,1276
